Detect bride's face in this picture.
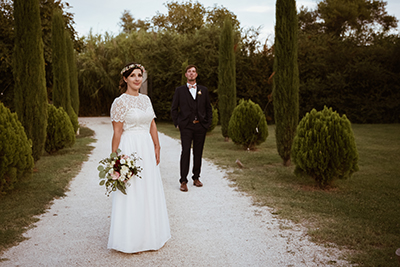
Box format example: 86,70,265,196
124,69,143,91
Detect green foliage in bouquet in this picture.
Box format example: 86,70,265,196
98,149,142,196
291,106,359,187
207,105,219,133
0,103,34,194
45,104,75,154
228,99,268,149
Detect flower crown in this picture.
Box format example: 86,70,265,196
120,63,145,75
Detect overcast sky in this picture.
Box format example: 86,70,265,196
65,0,400,44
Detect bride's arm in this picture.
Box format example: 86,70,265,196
150,119,161,165
112,121,124,153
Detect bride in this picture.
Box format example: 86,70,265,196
108,63,171,253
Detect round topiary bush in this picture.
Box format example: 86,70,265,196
228,99,268,149
291,106,359,187
69,108,79,134
45,104,75,153
207,105,219,133
0,103,34,193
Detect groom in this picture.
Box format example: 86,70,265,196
171,65,213,192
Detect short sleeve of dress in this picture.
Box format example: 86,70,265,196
146,95,156,119
110,97,127,122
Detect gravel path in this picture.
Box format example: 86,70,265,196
1,117,350,266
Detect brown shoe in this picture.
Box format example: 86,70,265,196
193,179,203,187
180,182,188,192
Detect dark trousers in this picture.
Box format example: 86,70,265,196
179,122,207,184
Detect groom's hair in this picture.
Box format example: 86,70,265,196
185,65,197,73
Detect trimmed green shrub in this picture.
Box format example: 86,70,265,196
228,99,268,149
291,106,359,187
207,105,219,133
0,103,34,194
45,104,75,154
69,109,79,134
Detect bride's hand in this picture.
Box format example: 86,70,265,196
150,120,161,165
155,146,160,165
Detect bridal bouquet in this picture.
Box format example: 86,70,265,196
97,149,142,196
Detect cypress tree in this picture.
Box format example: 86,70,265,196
218,17,236,140
13,0,48,161
52,9,78,133
273,0,299,166
65,31,79,116
52,9,70,111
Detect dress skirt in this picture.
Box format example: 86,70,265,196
107,129,171,253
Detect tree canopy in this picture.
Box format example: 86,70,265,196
119,9,151,33
150,1,239,34
299,0,398,41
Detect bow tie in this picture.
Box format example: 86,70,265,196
188,84,196,89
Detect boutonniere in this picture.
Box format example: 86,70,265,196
197,90,202,95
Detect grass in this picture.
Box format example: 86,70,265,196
0,127,95,256
156,122,400,267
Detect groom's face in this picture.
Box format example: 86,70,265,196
185,67,198,82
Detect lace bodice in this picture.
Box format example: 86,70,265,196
110,93,155,132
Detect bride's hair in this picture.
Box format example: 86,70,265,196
119,62,145,93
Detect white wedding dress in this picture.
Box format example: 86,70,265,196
108,93,171,253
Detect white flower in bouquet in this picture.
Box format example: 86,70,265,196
127,160,134,168
120,158,126,165
120,165,130,177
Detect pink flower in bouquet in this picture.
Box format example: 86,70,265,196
111,171,120,180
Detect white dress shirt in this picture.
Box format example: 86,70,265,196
187,83,197,100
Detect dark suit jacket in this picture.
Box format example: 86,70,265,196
171,84,212,130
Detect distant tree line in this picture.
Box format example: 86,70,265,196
73,2,273,121
297,0,400,123
1,0,399,123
